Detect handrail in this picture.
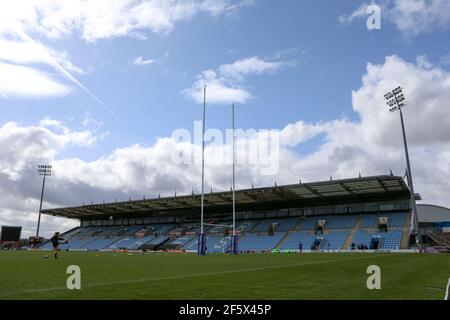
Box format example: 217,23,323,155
426,228,450,248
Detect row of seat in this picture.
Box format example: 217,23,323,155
40,213,407,251
352,230,403,250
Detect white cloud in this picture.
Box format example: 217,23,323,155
0,0,254,42
183,70,252,104
199,0,255,16
392,0,450,36
3,55,450,238
0,31,84,98
0,62,71,98
183,56,289,105
0,0,252,99
218,56,285,79
0,119,105,237
0,121,99,178
441,52,450,65
338,2,371,25
132,56,156,66
0,35,84,75
416,55,433,69
339,0,450,36
39,118,62,128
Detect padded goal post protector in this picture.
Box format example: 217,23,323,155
230,234,238,254
197,233,206,255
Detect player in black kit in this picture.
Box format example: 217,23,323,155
51,232,66,259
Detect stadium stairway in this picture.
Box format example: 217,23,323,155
342,215,363,250
62,226,81,238
318,231,349,251
274,232,291,249
182,237,197,250
426,229,450,249
400,212,412,249
292,217,305,231
274,219,302,249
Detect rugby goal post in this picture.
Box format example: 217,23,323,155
445,278,450,300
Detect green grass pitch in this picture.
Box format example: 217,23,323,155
0,251,449,300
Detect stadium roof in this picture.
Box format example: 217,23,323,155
42,175,411,220
417,204,450,223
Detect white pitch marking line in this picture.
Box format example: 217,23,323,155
5,254,395,295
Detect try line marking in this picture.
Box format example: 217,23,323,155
3,254,395,296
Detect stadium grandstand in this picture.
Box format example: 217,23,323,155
36,174,441,253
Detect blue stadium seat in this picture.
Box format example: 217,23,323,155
280,231,316,250
238,232,284,251
43,211,408,252
280,231,348,251
319,231,349,250
351,230,402,250
322,216,356,229
360,212,405,228
108,235,163,250
297,217,317,230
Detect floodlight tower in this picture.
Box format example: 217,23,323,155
198,85,207,256
36,164,52,237
384,87,420,245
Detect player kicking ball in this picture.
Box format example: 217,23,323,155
51,232,67,259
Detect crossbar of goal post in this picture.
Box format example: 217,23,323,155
203,223,233,228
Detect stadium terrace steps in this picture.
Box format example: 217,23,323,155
107,235,161,250
426,229,450,248
318,231,349,251
279,231,316,250
273,217,305,248
159,236,194,250
182,237,198,250
292,217,304,231
343,215,363,249
274,231,293,249
400,212,412,249
62,226,81,238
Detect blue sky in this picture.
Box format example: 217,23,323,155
3,0,448,159
1,0,450,235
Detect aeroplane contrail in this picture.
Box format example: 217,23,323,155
16,29,148,147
